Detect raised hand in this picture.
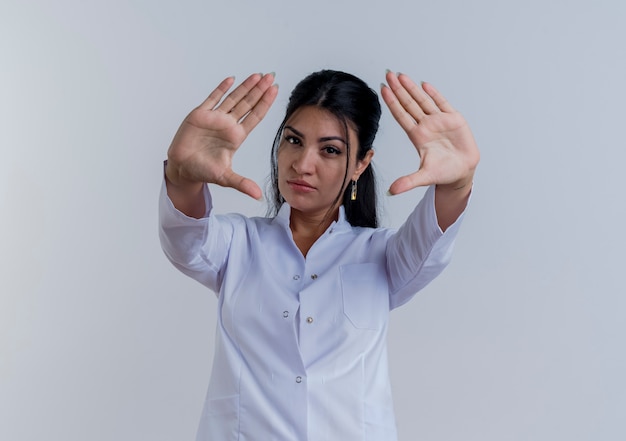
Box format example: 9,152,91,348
381,71,479,196
166,73,278,200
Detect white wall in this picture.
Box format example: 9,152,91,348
1,0,624,439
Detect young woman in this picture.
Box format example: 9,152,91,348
159,70,479,440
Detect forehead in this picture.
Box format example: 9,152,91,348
285,106,354,136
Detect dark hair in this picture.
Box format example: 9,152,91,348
267,70,382,227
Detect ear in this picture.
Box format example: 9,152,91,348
352,149,374,181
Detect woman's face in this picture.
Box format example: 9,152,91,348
277,106,372,219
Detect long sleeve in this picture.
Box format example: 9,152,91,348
158,178,234,293
386,185,469,309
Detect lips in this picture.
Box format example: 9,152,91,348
286,179,316,192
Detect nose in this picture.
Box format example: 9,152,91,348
292,147,316,175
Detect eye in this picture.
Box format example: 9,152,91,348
323,146,342,155
284,135,301,145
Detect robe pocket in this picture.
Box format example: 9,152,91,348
340,263,389,330
364,402,398,440
198,394,239,440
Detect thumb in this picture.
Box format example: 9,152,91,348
388,170,434,195
221,170,263,200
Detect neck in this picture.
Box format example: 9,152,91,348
289,207,339,256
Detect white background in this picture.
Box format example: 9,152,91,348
1,0,625,440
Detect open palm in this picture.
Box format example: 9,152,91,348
167,73,278,199
381,71,479,194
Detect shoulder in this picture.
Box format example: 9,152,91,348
332,223,395,258
213,211,275,230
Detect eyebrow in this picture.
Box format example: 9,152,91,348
284,125,347,145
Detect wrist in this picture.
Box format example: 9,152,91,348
436,175,474,193
164,160,204,192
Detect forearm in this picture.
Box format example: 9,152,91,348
164,160,206,219
434,176,473,232
158,177,227,292
387,184,465,308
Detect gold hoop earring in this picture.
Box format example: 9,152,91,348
350,180,357,201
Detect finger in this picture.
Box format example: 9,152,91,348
215,73,264,114
220,169,263,200
384,71,427,121
421,82,456,113
388,170,434,195
241,84,279,133
397,73,440,115
381,83,419,134
229,73,276,121
199,76,236,110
